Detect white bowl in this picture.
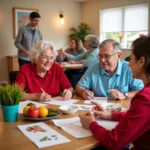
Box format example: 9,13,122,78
59,105,79,115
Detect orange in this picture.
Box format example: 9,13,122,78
23,106,31,116
39,106,48,118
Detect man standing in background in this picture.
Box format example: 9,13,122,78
15,12,42,67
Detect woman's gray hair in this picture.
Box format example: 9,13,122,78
100,39,122,52
85,35,100,49
30,40,57,63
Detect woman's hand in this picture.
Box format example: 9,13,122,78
91,102,113,120
68,60,76,64
79,111,95,129
35,93,52,101
62,89,72,100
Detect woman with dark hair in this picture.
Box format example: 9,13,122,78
57,37,86,63
58,35,99,67
79,36,150,150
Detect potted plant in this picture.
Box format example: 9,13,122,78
0,84,23,122
69,22,90,43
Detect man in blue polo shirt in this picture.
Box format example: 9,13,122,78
76,39,144,100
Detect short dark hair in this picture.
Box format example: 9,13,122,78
30,12,41,19
132,35,150,78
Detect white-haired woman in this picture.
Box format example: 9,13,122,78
15,40,74,101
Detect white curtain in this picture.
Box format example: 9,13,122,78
124,5,148,32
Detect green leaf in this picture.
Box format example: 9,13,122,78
0,84,23,106
69,22,90,43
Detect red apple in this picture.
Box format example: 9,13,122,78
28,106,40,118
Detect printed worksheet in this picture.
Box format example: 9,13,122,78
84,97,108,104
44,96,79,106
18,122,70,148
52,117,92,138
53,117,119,139
19,100,47,113
73,104,94,110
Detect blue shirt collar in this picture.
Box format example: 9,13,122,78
100,60,122,76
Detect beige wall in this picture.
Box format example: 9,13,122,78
0,0,82,81
82,0,150,59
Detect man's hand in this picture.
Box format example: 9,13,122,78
107,89,126,100
82,90,94,100
22,49,30,56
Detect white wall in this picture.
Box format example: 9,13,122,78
81,0,150,59
0,0,82,81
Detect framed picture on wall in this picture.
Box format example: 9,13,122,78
13,7,38,39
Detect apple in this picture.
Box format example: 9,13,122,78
28,106,40,118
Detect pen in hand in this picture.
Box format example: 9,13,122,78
40,88,52,101
86,90,94,99
41,88,45,93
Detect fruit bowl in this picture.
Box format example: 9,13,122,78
23,112,61,121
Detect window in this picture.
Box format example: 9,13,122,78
100,4,149,48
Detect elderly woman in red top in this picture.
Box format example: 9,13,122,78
15,40,74,101
79,36,150,150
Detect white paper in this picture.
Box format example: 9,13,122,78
84,97,108,104
18,122,70,148
19,100,47,113
52,117,92,138
73,104,94,110
96,119,118,130
44,96,79,106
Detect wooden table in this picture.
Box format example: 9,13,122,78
0,96,130,150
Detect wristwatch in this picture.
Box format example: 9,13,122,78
124,92,129,100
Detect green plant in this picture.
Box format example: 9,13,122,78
0,84,23,106
69,22,90,43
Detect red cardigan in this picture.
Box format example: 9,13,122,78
15,63,72,96
89,83,150,150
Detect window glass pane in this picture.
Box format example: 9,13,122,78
123,31,148,48
105,32,121,43
100,8,122,32
124,5,148,32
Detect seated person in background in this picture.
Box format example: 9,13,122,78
15,40,74,101
79,36,150,150
76,39,144,100
58,34,100,68
56,37,86,63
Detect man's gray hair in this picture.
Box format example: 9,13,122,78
30,40,57,63
85,35,100,49
100,39,122,52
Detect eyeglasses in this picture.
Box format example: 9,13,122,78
97,52,118,60
41,55,55,61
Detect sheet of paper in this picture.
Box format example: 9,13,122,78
73,104,94,110
84,97,108,104
61,62,83,67
19,100,47,113
18,122,70,148
44,96,79,106
52,117,92,138
96,119,118,130
83,101,126,112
